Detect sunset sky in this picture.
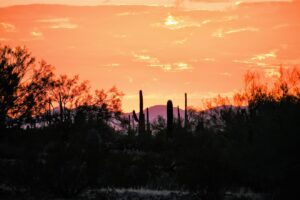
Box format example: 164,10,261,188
1,0,299,112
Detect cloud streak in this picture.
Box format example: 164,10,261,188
0,22,16,32
212,27,259,37
37,18,78,29
133,52,192,72
153,14,202,30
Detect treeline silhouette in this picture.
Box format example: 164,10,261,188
1,45,300,200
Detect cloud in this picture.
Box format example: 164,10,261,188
0,38,10,41
203,58,216,62
234,59,268,68
197,15,238,27
153,14,202,30
175,0,230,9
174,0,240,10
172,38,188,45
234,50,282,78
212,27,259,37
149,63,172,71
133,53,159,64
150,62,192,72
102,63,120,67
251,51,277,61
219,72,232,77
272,23,300,29
37,18,66,23
37,18,78,29
264,68,281,78
226,27,259,34
233,51,277,68
116,11,150,16
175,62,190,70
0,22,16,32
31,31,43,37
50,23,78,29
132,52,192,72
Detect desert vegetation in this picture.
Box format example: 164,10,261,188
0,45,300,200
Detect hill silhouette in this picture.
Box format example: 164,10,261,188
124,105,184,122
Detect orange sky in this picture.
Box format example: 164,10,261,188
1,1,300,112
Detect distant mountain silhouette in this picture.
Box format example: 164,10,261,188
123,104,244,128
124,105,185,122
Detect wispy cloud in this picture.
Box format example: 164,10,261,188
116,11,150,16
133,53,159,63
234,59,268,68
50,23,78,29
175,62,190,70
0,38,10,41
37,18,63,23
234,51,277,67
153,14,202,30
264,68,281,78
203,58,216,62
37,18,78,29
172,38,188,45
132,52,192,72
201,15,239,26
234,50,281,78
272,23,300,30
219,72,232,77
31,31,43,37
150,62,192,72
102,63,120,67
0,22,16,32
251,51,277,61
212,27,259,38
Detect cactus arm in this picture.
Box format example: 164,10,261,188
133,110,139,122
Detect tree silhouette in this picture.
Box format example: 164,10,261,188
50,74,91,123
0,45,34,129
0,45,55,129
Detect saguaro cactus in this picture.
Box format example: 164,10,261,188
184,93,188,128
177,105,181,128
139,90,145,133
167,100,173,137
132,90,146,135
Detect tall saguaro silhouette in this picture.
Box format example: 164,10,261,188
167,100,174,137
184,93,188,128
132,90,146,135
138,90,145,134
177,105,181,128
